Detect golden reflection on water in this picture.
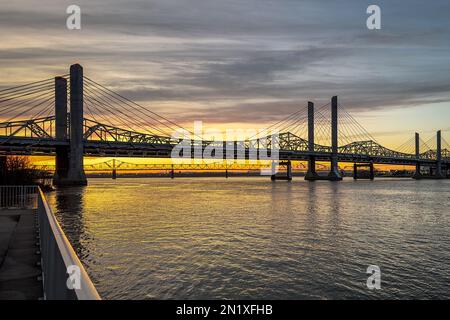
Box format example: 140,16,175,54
46,177,450,299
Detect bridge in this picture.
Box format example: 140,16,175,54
31,158,334,179
1,64,449,185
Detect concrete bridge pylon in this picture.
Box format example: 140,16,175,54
53,64,87,186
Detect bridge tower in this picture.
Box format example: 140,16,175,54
52,77,69,185
328,96,342,181
413,130,445,179
436,130,444,179
413,132,422,179
304,97,342,181
305,101,318,180
53,64,87,186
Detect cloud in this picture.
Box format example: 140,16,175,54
1,0,450,131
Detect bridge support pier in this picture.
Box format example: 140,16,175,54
287,161,292,180
413,163,422,179
54,64,87,186
303,98,342,181
327,96,342,181
271,160,292,181
413,131,445,180
52,77,70,186
111,159,117,179
353,162,374,180
305,157,319,180
328,156,342,181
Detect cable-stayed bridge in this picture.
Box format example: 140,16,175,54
1,64,449,185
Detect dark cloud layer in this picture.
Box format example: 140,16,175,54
1,0,450,127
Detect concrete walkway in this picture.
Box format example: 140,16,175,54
0,209,43,300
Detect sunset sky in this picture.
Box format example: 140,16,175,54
1,0,450,150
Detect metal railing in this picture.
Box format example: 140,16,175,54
0,185,38,209
37,187,101,300
0,185,100,300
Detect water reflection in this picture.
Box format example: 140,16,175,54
305,182,318,237
46,177,450,299
328,181,341,239
49,187,88,260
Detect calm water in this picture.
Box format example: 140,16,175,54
46,177,450,299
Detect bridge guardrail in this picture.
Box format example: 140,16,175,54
37,187,101,300
0,185,100,300
0,185,38,209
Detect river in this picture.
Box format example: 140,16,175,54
46,177,450,299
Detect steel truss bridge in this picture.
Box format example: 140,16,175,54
1,64,449,184
32,159,316,173
1,115,448,164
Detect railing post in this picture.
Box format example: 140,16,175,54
0,156,6,184
20,185,23,208
328,96,342,180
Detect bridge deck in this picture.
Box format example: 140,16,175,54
0,209,43,300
